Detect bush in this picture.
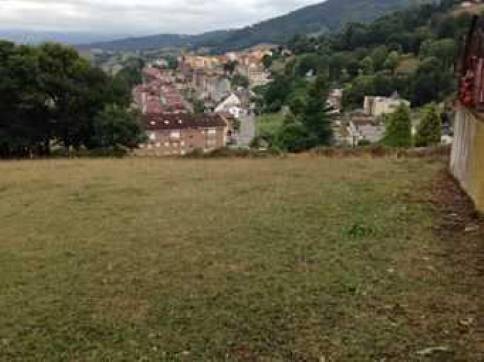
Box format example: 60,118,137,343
382,105,413,147
415,104,441,147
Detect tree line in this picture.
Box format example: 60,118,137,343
261,0,469,112
251,0,467,151
0,41,145,158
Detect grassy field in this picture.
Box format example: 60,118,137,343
0,157,481,360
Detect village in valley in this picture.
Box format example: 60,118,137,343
126,46,454,156
129,46,272,155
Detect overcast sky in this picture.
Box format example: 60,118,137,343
0,0,322,36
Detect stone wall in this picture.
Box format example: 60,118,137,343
450,107,484,212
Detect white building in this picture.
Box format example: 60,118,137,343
363,92,410,117
215,93,244,118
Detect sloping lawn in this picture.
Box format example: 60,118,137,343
0,157,481,360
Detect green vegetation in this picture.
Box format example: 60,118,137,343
83,0,413,52
382,105,413,147
415,104,442,147
256,76,332,151
0,41,143,158
260,0,470,114
231,74,250,89
256,113,285,136
0,157,481,359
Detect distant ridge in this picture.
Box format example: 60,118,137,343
0,30,125,45
80,0,419,52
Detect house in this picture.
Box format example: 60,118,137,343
236,61,271,88
451,15,484,212
216,92,256,146
345,112,385,146
215,93,244,118
363,92,411,117
141,113,228,155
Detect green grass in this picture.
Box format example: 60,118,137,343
256,113,284,137
0,157,479,360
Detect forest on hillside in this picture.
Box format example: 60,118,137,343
251,0,471,151
259,0,469,112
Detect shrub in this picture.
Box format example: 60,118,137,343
415,104,442,147
382,105,413,147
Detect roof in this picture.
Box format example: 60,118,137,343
144,113,227,131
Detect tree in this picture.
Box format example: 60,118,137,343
232,74,249,89
91,105,145,148
263,75,292,112
274,114,311,152
410,57,454,106
415,104,441,147
383,51,400,73
299,75,332,147
193,99,205,114
370,46,389,70
224,60,238,75
360,56,374,75
382,105,412,147
262,54,273,69
0,41,137,158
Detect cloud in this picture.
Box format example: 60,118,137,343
0,0,321,35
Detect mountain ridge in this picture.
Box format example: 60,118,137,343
79,0,421,52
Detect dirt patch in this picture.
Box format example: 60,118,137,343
431,169,484,357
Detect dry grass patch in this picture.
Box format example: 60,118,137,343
0,157,481,360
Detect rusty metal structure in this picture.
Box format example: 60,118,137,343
458,16,484,111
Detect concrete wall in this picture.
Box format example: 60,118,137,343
450,107,484,212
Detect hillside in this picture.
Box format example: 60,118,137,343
79,30,232,52
81,0,416,52
1,157,483,359
215,0,415,51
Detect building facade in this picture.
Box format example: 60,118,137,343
364,93,411,117
141,113,227,156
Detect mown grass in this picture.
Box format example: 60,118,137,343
0,157,480,360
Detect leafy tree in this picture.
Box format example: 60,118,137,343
382,105,412,147
410,57,454,106
263,75,292,112
91,105,145,148
383,51,400,73
232,74,249,89
295,54,327,77
418,38,457,69
0,41,139,158
299,76,332,146
370,46,389,70
360,56,374,75
193,99,206,114
262,54,273,69
415,104,441,147
274,115,311,152
224,60,238,75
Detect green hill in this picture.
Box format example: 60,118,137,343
81,0,418,52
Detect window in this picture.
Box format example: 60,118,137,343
170,131,180,139
207,128,217,135
155,142,161,148
164,142,170,147
149,132,156,141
